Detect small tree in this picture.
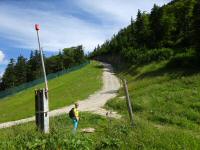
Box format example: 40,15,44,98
2,59,16,88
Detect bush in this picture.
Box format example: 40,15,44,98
121,48,174,65
144,48,174,62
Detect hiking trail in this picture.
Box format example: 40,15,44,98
0,63,121,129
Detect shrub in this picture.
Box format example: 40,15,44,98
121,48,174,65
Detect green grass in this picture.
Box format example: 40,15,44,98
1,58,200,149
0,112,199,150
0,113,121,149
0,61,103,123
105,59,200,149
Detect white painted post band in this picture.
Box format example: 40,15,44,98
43,89,49,133
35,89,49,133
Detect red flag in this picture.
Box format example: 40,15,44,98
35,24,40,31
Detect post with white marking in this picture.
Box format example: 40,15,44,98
35,24,49,133
123,79,134,127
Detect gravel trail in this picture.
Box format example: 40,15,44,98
0,63,121,129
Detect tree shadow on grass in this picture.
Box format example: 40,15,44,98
94,64,104,69
136,56,200,80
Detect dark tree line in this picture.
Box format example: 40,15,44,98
0,45,86,91
90,0,200,64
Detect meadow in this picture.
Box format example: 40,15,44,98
106,58,200,149
0,112,125,149
0,61,102,123
1,58,200,149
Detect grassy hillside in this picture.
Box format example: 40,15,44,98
0,109,199,149
0,59,200,149
0,61,102,123
105,58,200,149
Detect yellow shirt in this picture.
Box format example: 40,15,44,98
74,108,79,118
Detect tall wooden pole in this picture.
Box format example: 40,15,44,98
36,28,48,91
123,79,134,127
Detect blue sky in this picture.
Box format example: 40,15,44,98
0,0,171,76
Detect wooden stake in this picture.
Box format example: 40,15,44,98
123,79,134,127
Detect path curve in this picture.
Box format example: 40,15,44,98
0,63,121,129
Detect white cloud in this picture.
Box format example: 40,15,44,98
0,50,5,63
77,0,171,27
0,0,171,52
0,4,115,52
0,50,8,77
0,50,8,65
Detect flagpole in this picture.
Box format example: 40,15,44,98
35,24,49,133
35,24,48,91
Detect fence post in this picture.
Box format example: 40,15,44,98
123,79,134,127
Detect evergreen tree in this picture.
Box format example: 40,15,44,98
26,51,34,81
160,5,177,47
129,17,136,48
14,55,27,86
2,59,16,88
46,55,58,73
90,0,198,64
27,50,42,81
57,50,64,70
149,4,163,48
0,45,86,91
134,10,151,48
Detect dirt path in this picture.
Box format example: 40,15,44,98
0,63,121,129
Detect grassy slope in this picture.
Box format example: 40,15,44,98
0,112,199,149
105,60,200,149
0,113,122,149
1,60,200,149
0,61,102,123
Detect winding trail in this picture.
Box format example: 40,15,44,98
0,63,121,129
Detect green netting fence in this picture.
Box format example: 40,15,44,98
0,61,90,99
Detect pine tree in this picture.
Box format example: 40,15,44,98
149,4,163,48
57,50,64,71
27,50,42,81
129,17,137,48
26,51,34,81
2,59,16,88
14,55,27,86
134,10,150,48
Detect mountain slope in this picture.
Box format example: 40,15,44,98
105,59,200,149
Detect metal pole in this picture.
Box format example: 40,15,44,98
123,79,134,127
36,30,48,91
35,24,49,133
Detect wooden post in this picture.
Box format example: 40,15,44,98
123,79,134,127
35,89,49,133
